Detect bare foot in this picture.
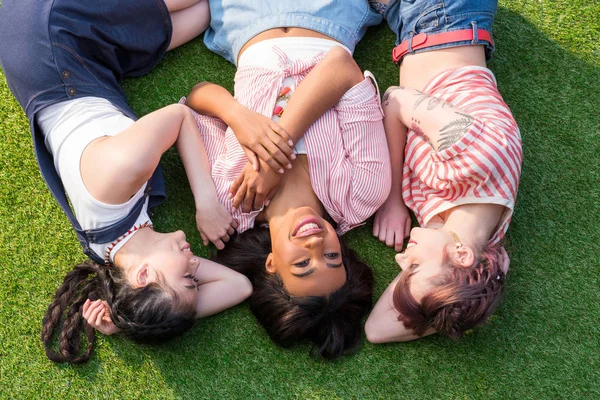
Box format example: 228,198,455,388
373,194,412,252
195,196,238,250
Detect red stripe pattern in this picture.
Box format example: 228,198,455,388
185,47,391,234
402,67,523,245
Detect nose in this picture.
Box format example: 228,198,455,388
174,230,186,240
303,234,324,249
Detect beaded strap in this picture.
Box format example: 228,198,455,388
104,221,153,266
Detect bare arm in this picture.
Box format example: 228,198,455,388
384,86,475,152
276,46,365,142
185,82,294,172
365,274,436,343
193,258,253,318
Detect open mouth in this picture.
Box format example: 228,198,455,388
406,239,417,249
182,242,191,252
292,217,323,237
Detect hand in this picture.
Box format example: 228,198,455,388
230,161,282,213
196,196,238,250
373,193,412,252
82,299,120,336
229,105,295,172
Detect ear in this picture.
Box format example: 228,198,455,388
454,245,475,268
135,265,150,287
265,253,277,274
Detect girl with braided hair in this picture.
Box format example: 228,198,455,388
365,0,521,342
0,0,252,363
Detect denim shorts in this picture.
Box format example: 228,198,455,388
384,0,497,61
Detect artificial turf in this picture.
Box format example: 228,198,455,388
0,1,598,398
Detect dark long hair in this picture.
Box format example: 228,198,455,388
216,226,373,359
393,244,507,338
42,261,195,363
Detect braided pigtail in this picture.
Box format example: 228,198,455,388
42,261,102,363
42,260,196,363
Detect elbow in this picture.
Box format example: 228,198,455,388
238,274,253,301
364,316,388,344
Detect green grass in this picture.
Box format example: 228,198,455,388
1,2,599,398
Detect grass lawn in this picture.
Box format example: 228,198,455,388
0,1,598,398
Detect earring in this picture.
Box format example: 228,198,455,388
449,231,463,249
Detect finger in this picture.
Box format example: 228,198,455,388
266,127,294,158
242,187,256,213
263,140,291,170
200,231,209,247
373,217,380,238
95,308,105,328
83,299,91,316
394,234,404,253
404,218,412,238
88,302,104,327
242,147,260,172
263,187,278,207
254,145,284,173
232,182,248,210
230,218,238,229
253,191,265,211
221,233,231,243
269,122,294,148
385,230,395,248
226,225,235,236
213,239,225,250
230,173,245,199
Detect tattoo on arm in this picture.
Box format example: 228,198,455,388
413,91,454,110
410,117,433,148
436,112,474,151
382,86,405,106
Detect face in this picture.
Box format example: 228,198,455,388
268,207,346,297
395,227,456,302
141,230,200,310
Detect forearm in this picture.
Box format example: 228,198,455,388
194,258,253,318
382,88,409,199
175,108,220,207
278,47,364,142
386,86,475,152
185,82,242,127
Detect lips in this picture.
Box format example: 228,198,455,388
292,217,323,237
406,239,417,249
182,242,191,251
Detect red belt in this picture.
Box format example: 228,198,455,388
392,29,493,64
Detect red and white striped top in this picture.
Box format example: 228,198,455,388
402,66,522,245
188,48,391,234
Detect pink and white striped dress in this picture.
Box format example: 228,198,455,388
402,66,523,245
188,48,391,234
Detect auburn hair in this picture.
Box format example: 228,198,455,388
393,244,507,338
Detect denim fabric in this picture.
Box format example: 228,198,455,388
0,0,169,262
204,0,383,65
384,0,497,60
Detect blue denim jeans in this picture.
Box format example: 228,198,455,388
384,0,497,60
204,0,383,65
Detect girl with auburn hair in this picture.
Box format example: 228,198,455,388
173,0,391,358
365,0,521,342
0,0,251,363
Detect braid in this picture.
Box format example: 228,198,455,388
42,261,101,363
42,260,195,363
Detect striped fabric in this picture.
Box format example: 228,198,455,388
402,66,522,245
188,47,391,234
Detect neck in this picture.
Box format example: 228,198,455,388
442,204,505,252
113,226,156,273
261,156,323,221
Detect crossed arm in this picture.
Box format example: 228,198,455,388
185,46,366,212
